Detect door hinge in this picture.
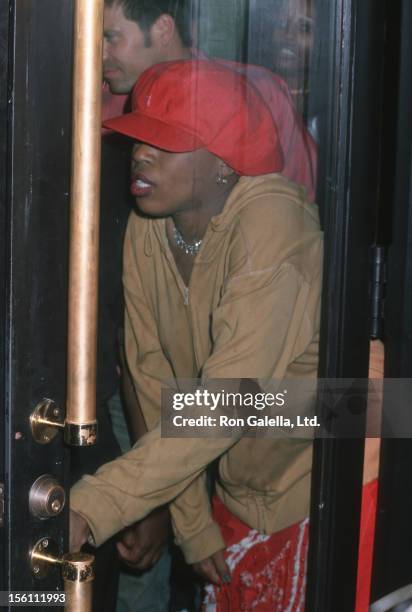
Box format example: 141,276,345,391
370,245,387,340
0,483,4,527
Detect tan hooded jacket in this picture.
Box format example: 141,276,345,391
71,173,323,562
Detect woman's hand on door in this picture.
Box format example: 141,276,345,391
69,509,92,552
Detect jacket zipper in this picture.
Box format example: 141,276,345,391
183,286,189,306
255,496,267,534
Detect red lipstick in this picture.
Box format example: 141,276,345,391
130,173,155,197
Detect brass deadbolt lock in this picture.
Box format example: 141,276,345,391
29,475,66,519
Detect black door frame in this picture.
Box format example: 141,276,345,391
371,0,412,602
0,0,10,587
307,1,386,610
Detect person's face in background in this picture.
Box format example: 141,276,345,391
103,3,164,94
272,0,315,112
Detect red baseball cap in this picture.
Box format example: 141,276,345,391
103,59,284,176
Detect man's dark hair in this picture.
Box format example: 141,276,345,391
105,0,192,47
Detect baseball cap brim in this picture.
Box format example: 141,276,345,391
103,111,205,152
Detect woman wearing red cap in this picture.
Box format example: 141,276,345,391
71,59,323,611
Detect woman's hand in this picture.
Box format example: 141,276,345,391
193,549,231,585
69,509,92,552
116,506,170,570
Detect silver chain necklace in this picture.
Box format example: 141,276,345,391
173,226,203,256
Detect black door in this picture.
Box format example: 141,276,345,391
0,0,74,599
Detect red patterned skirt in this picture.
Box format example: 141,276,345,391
202,496,309,611
203,480,378,612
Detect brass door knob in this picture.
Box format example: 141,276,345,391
30,538,94,611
